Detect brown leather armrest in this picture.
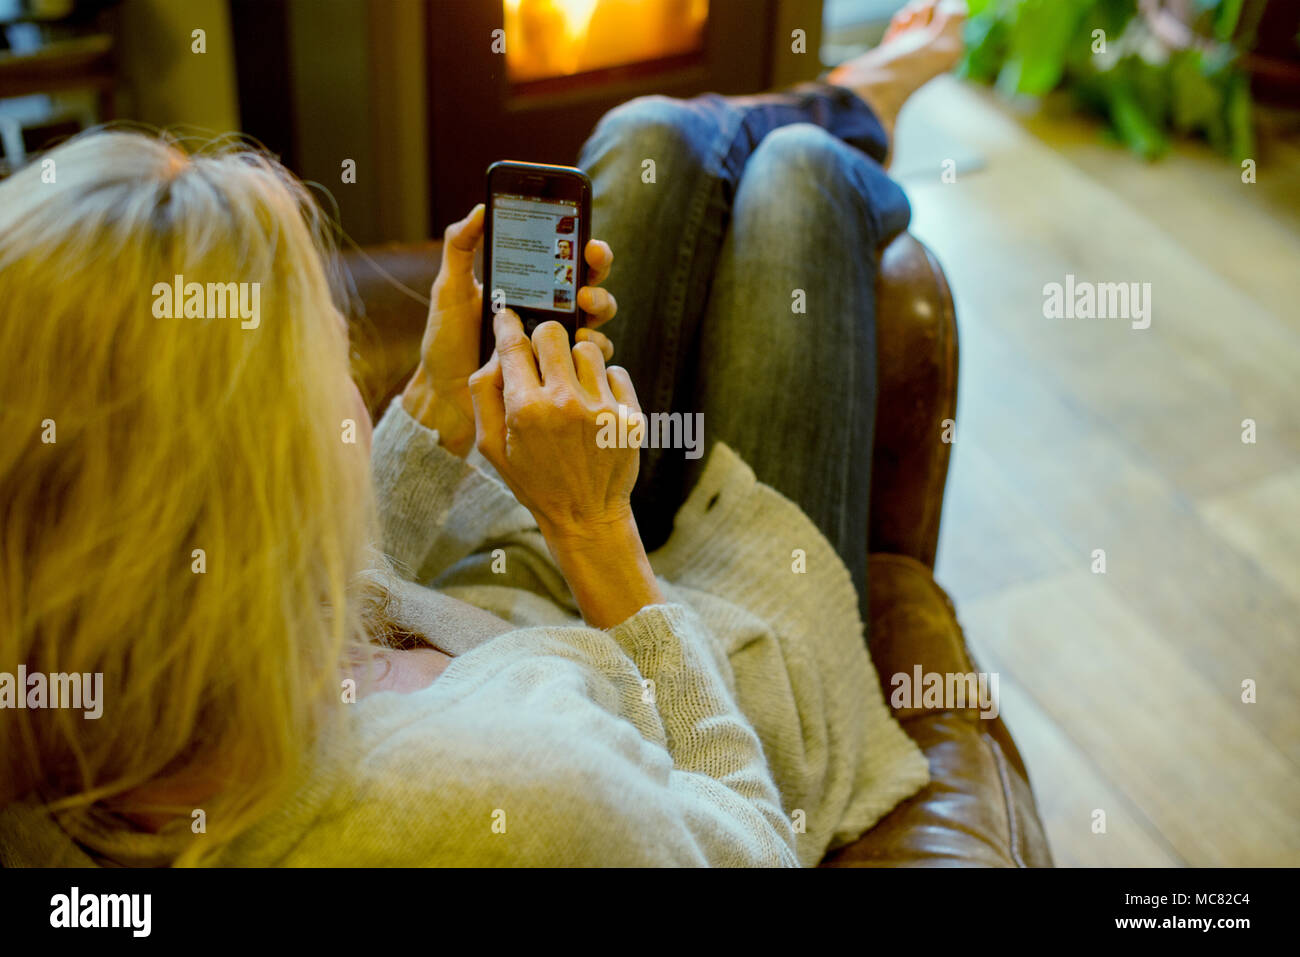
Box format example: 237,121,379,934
821,555,1053,867
869,235,958,568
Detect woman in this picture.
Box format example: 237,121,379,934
0,1,963,866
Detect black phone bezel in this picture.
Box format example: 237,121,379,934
480,160,592,367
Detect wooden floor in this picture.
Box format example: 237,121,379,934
891,76,1300,867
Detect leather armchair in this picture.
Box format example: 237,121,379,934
341,233,1053,868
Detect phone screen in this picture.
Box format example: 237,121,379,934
490,193,580,315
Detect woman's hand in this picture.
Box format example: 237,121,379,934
401,205,619,457
469,309,663,627
470,309,640,536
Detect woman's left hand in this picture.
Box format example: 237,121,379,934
401,204,619,457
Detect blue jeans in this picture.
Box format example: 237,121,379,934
576,83,911,621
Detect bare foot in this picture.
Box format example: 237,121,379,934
883,0,940,43
826,0,967,159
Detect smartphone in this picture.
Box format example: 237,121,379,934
480,160,592,367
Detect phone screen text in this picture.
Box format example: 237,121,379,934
490,194,580,314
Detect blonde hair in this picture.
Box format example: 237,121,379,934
0,130,385,865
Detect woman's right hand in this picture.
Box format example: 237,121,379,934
469,309,642,538
469,309,663,628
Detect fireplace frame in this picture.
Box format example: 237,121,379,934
426,0,824,228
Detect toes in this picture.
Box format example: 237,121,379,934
885,0,947,43
884,9,918,42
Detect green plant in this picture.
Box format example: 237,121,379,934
960,0,1262,161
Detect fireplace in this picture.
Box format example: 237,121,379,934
428,0,823,227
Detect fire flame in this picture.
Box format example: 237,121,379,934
503,0,710,83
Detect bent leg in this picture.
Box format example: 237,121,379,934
576,84,890,547
690,123,910,620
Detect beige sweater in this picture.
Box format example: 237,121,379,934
0,401,928,867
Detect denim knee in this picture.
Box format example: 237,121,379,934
580,95,718,180
743,123,908,245
747,123,857,188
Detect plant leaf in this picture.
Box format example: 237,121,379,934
999,0,1088,95
1170,49,1221,133
961,9,1011,82
1226,70,1255,161
1109,83,1170,159
1214,0,1246,42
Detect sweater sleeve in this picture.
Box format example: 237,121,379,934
599,603,800,865
369,398,532,582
